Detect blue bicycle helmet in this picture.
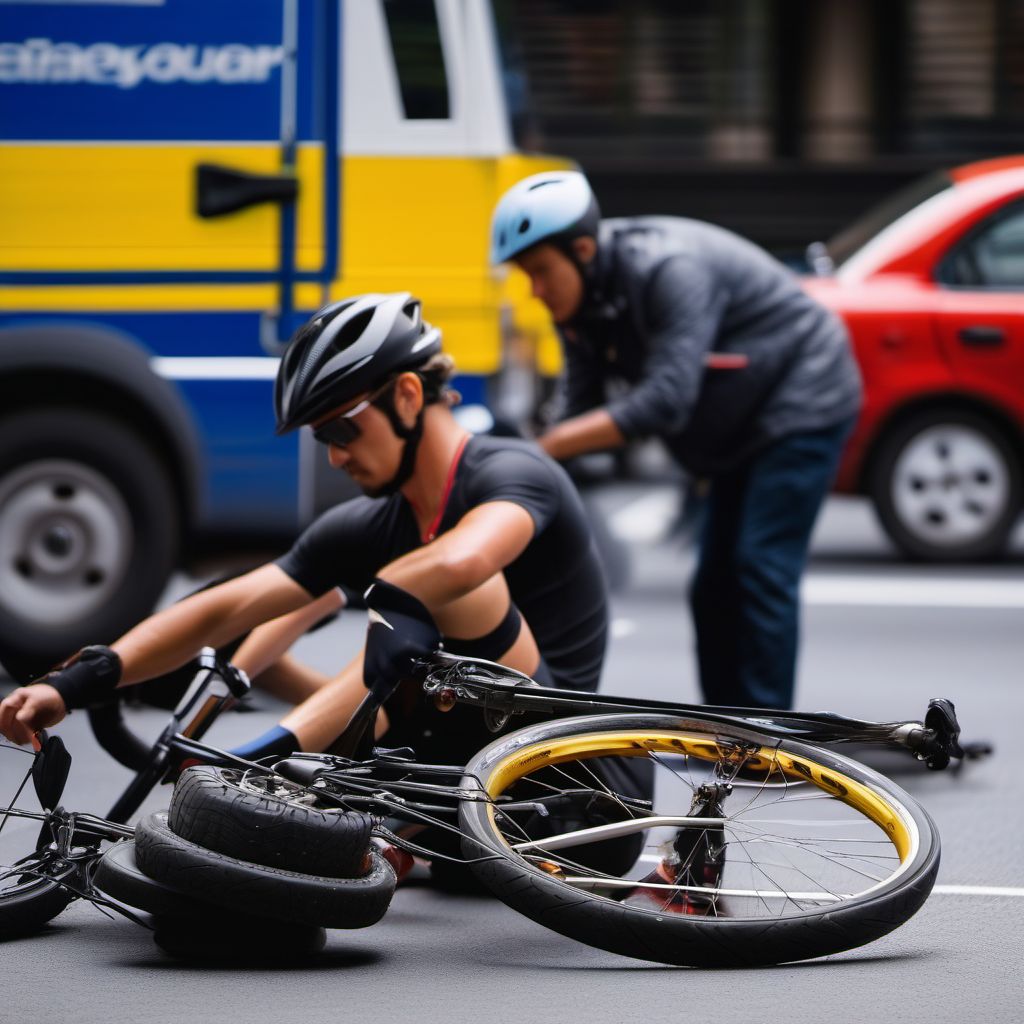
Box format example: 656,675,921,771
490,170,600,265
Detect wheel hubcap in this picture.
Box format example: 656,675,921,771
0,460,133,626
892,425,1010,548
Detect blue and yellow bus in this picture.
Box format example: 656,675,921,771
0,0,565,677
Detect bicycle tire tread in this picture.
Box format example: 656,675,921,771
468,852,938,967
135,812,394,929
168,766,372,878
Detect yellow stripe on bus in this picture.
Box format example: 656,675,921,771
0,148,569,376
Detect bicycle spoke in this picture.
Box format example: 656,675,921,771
721,821,896,884
0,764,35,838
647,750,698,796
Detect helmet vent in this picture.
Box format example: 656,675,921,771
293,306,372,395
331,307,375,352
527,179,558,191
517,218,531,234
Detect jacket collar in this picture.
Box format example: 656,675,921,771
563,220,627,332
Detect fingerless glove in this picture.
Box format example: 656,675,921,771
42,645,122,710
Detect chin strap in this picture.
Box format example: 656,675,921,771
374,398,426,497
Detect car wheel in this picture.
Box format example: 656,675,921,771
0,408,178,681
870,409,1022,561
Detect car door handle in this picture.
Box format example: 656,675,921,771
957,326,1006,347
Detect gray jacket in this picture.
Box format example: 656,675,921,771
559,217,862,475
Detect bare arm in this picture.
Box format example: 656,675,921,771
538,408,626,461
233,587,346,679
376,501,535,610
113,564,313,684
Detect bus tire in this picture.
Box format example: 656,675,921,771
0,408,178,682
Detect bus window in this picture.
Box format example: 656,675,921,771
382,0,450,120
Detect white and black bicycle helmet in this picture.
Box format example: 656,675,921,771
490,170,600,265
274,292,442,435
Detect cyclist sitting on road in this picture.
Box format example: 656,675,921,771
0,293,616,780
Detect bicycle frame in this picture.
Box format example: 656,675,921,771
17,647,965,842
325,651,966,769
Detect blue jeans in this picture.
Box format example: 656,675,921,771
689,419,853,710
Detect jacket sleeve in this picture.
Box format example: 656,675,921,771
606,255,724,439
558,329,606,420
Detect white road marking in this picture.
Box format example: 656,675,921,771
613,576,1024,630
932,885,1024,897
803,576,1024,609
608,490,1023,610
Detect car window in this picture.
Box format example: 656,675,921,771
826,171,952,269
941,201,1024,288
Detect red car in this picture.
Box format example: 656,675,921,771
803,156,1024,561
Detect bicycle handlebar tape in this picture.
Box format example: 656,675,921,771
43,645,122,710
362,579,441,701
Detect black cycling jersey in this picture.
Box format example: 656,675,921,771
275,434,607,692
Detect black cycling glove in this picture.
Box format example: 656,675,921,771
40,645,122,710
362,579,441,700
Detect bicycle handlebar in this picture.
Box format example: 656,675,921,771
86,702,152,772
86,649,251,773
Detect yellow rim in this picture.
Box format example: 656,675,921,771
483,730,914,864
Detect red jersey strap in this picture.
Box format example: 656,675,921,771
421,432,471,543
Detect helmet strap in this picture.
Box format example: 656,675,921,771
375,395,426,496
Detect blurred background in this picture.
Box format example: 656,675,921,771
0,0,1022,681
497,0,1024,252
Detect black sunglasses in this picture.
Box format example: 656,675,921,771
311,379,396,448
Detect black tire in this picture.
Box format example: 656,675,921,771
869,408,1022,561
134,812,395,929
94,839,328,963
151,917,327,963
0,408,179,681
428,857,493,896
168,766,373,878
459,713,941,968
95,839,277,922
0,861,78,939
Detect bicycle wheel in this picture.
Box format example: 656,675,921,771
0,848,78,939
459,712,940,968
0,749,78,938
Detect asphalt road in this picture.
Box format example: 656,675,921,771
2,491,1022,1024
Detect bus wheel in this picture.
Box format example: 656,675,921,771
0,408,178,681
